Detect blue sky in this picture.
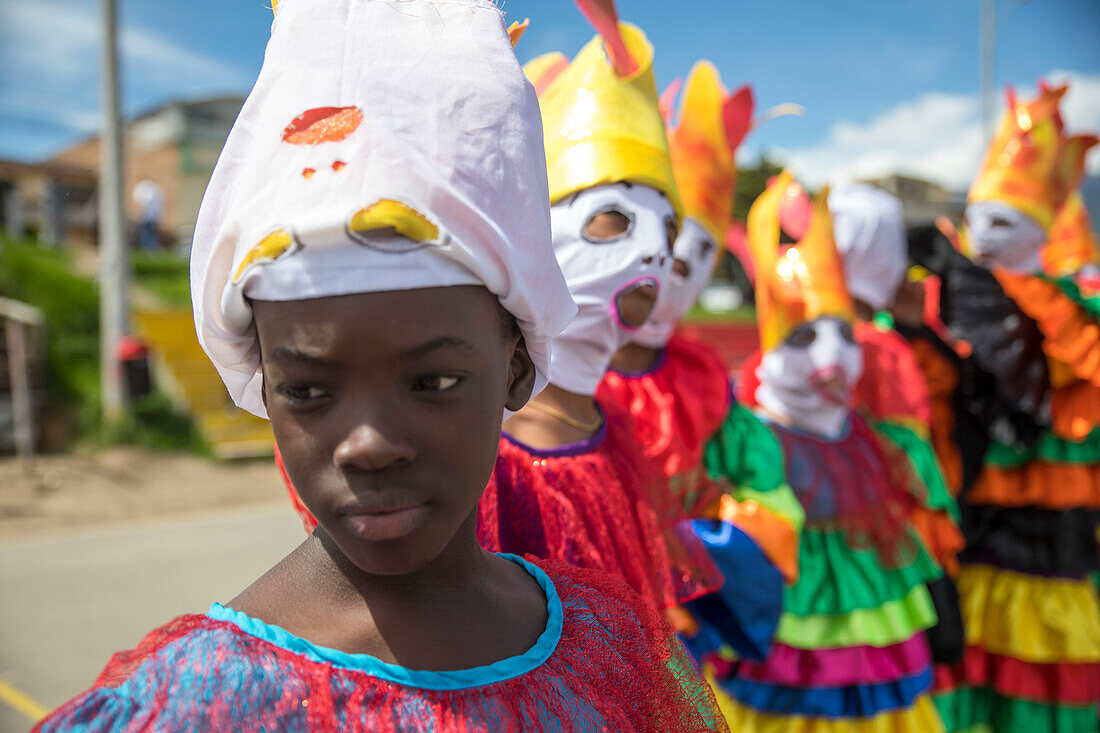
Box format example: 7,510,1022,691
1,0,1097,190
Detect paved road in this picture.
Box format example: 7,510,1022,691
0,502,304,731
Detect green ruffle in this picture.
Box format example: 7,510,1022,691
784,527,942,616
776,583,937,649
933,685,1099,733
984,426,1100,468
705,402,806,531
875,419,961,521
1050,274,1100,322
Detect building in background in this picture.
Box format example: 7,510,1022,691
0,96,245,249
861,174,965,226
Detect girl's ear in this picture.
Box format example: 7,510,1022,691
504,335,537,412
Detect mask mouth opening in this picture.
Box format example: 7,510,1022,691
809,364,851,406
612,276,661,331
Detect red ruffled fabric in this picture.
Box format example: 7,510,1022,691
933,645,1100,706
37,560,728,732
478,400,723,612
597,335,732,515
737,324,934,430
852,322,934,430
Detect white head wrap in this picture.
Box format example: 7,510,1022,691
548,183,674,395
191,0,576,418
756,317,863,438
828,183,907,312
964,199,1046,274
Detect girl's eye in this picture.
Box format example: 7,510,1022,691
839,323,856,343
415,375,462,392
279,385,328,402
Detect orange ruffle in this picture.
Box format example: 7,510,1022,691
994,271,1100,387
715,494,799,584
969,460,1100,510
1051,380,1100,441
910,505,964,577
908,338,964,497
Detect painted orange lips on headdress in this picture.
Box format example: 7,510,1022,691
281,105,364,178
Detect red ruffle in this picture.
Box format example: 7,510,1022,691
40,560,727,732
736,325,934,430
478,400,724,612
852,322,934,429
598,335,732,515
933,645,1100,705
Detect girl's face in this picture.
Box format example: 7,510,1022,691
255,286,533,577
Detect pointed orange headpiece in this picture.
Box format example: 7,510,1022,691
666,61,753,245
1041,191,1099,277
748,170,855,350
969,81,1098,231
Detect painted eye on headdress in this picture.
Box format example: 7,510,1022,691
583,207,634,243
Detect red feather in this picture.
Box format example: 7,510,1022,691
573,0,638,76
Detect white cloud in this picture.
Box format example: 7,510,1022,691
775,71,1100,192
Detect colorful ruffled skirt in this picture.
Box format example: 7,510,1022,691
933,428,1100,733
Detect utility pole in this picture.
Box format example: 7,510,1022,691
98,0,128,421
980,0,997,144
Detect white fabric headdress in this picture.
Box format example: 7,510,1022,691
828,183,907,312
191,0,576,418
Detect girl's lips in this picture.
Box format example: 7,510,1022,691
340,504,430,542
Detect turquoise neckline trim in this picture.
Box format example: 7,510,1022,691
207,553,563,691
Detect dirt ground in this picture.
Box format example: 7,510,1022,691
0,448,287,540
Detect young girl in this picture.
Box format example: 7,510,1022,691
475,6,724,624
34,2,726,730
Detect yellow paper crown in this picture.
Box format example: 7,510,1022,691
529,22,682,219
667,61,752,244
748,170,855,350
969,82,1098,231
1042,190,1099,277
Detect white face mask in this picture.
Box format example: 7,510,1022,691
756,316,863,438
549,183,675,395
965,200,1046,274
633,217,718,348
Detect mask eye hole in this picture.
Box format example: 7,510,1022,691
699,237,716,260
665,217,679,253
583,208,633,243
672,258,691,278
839,322,855,343
786,325,816,348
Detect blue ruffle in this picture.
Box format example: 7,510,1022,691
682,519,784,662
724,666,933,717
207,552,563,691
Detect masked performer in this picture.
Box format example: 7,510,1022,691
907,81,1100,733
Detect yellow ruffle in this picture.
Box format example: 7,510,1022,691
958,565,1100,664
712,686,946,733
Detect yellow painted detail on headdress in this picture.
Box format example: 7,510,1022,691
348,199,440,243
234,228,294,282
748,170,855,350
532,23,681,220
969,82,1098,231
